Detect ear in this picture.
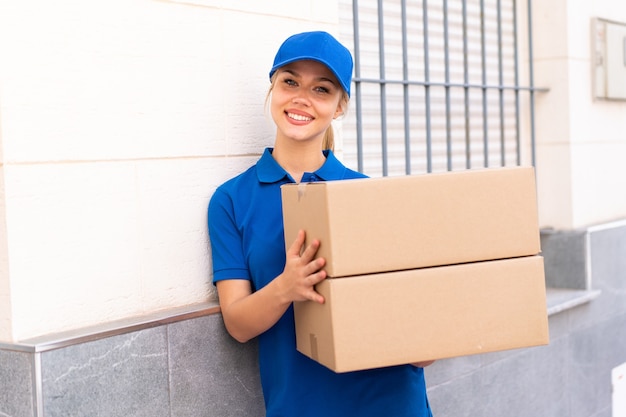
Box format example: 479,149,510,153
333,102,344,119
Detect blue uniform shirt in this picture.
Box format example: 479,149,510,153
208,148,432,417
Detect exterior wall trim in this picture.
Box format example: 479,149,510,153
0,301,220,353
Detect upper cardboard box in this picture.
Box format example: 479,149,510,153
281,166,540,277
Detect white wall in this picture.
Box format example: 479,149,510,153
2,0,625,341
534,0,626,229
0,0,341,341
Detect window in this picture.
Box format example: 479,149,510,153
339,0,541,177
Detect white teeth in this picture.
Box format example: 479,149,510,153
288,113,312,121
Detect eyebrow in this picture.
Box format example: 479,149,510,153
280,68,337,85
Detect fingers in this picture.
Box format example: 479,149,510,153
308,290,325,304
302,260,326,304
306,264,327,285
282,230,327,304
287,230,323,265
300,236,321,262
286,229,306,257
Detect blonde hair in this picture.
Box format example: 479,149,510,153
266,72,350,152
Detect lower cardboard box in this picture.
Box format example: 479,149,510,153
294,255,549,373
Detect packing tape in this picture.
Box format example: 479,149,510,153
297,182,307,201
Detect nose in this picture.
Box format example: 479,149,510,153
292,93,311,106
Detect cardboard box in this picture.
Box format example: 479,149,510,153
294,255,549,373
281,166,540,277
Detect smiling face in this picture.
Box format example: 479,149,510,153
270,60,346,147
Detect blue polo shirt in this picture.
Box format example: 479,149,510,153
208,148,432,417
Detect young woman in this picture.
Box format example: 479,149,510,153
208,31,433,417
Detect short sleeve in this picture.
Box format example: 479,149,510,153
207,187,251,284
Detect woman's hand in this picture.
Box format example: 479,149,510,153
276,229,327,304
216,229,326,343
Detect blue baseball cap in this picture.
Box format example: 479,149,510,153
269,31,354,97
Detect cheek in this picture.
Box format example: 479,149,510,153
269,94,286,120
270,86,290,105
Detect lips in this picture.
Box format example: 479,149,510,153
287,112,313,122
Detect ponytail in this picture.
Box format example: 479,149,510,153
322,127,335,151
323,91,349,151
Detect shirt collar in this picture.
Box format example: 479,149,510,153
315,149,347,181
256,147,347,184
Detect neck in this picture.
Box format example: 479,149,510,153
272,139,326,183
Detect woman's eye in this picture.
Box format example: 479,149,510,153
315,86,330,94
284,78,297,86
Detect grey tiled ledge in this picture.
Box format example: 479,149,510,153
545,287,601,316
0,301,221,353
0,287,598,353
